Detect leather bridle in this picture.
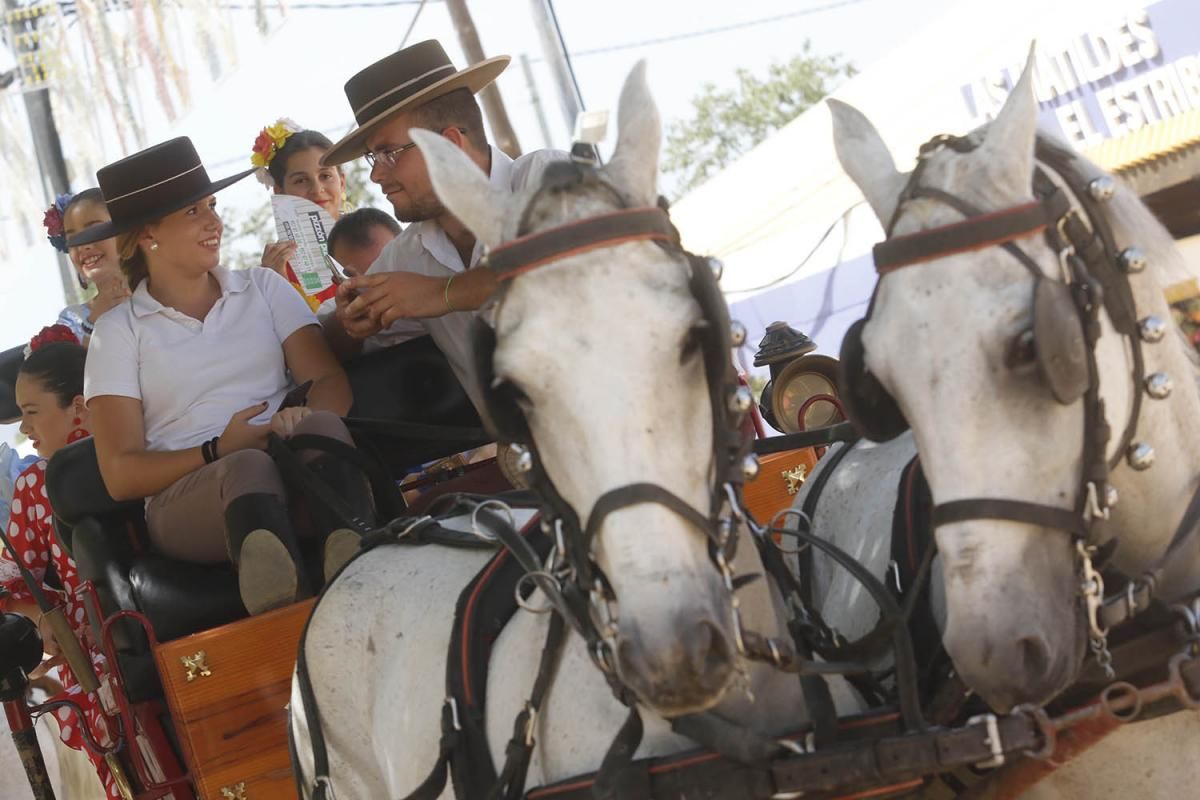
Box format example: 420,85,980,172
473,158,757,704
865,133,1161,668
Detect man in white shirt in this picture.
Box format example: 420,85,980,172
319,40,564,409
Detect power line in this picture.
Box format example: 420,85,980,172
569,0,872,58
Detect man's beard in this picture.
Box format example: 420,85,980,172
391,193,445,223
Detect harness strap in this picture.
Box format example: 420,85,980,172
873,190,1070,273
490,613,567,800
933,498,1088,538
1101,478,1200,630
488,208,675,280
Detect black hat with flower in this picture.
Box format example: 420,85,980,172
42,193,73,253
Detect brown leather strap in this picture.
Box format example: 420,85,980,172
933,498,1088,539
488,208,675,280
873,196,1066,273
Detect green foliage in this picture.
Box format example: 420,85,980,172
664,42,856,196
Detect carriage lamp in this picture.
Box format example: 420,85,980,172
1139,316,1167,343
1087,175,1116,201
1145,372,1173,399
1118,247,1147,273
1127,442,1156,470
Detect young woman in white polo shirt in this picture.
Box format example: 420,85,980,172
75,137,366,616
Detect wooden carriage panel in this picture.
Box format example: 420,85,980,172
743,448,821,524
153,599,313,799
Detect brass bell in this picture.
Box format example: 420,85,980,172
1127,442,1155,471
1118,247,1146,273
730,321,747,348
1087,176,1116,201
1138,316,1166,343
1144,372,1172,399
728,385,753,415
741,454,760,481
705,257,724,281
513,444,534,474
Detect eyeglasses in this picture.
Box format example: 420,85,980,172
362,127,468,169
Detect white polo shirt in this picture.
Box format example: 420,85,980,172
85,266,317,452
364,146,567,409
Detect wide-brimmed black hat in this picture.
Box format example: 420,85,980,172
322,39,509,167
68,137,252,246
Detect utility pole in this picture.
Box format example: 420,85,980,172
529,0,582,139
444,0,522,158
4,0,75,301
519,53,554,149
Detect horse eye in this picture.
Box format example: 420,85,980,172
1005,329,1037,370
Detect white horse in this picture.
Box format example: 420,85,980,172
797,53,1200,797
288,64,806,799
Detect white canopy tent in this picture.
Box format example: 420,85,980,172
670,0,1195,373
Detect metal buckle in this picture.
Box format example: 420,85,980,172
313,775,337,800
1084,481,1110,522
447,698,462,732
966,713,1006,768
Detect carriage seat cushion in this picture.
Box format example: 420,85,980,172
46,438,143,526
129,554,246,643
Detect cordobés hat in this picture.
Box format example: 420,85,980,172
68,137,252,247
321,39,509,167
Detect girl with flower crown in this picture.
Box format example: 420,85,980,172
44,190,131,344
251,119,349,301
1,333,123,799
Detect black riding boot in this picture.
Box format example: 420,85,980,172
225,493,311,615
304,454,377,583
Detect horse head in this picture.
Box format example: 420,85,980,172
412,63,740,717
830,50,1200,712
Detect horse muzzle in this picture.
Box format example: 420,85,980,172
614,613,736,717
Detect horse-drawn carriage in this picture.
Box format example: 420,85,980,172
7,54,1200,800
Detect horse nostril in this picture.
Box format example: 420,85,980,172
1018,635,1051,681
685,620,732,680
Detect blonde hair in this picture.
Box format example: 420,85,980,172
116,229,150,288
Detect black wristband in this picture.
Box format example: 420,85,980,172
201,439,213,464
210,436,220,460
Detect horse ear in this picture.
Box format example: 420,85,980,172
607,60,660,206
411,128,508,248
828,98,908,227
981,44,1038,190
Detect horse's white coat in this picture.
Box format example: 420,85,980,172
809,51,1200,797
289,64,807,798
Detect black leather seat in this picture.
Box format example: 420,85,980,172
34,336,489,699
0,344,24,423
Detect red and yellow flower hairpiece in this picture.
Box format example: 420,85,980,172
250,117,303,187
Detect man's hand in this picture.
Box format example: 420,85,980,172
334,281,383,339
344,272,446,328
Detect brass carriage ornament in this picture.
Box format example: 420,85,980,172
782,463,808,495
180,650,212,682
220,782,247,799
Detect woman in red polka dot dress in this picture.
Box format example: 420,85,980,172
0,331,122,799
